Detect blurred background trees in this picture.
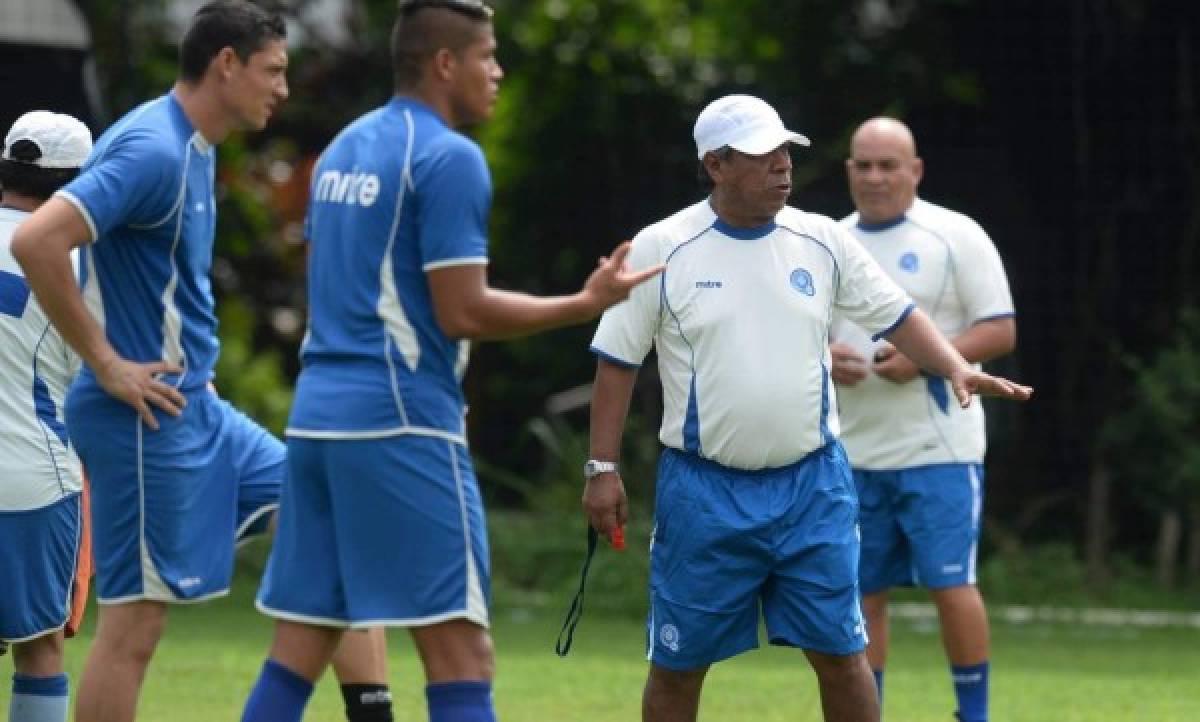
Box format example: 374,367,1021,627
6,0,1199,603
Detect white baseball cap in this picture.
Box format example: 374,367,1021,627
693,95,810,160
2,111,93,169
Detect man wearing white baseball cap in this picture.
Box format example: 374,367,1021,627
0,110,93,722
582,94,1032,721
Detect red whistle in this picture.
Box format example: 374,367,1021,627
611,526,626,551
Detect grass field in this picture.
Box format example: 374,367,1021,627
3,575,1198,721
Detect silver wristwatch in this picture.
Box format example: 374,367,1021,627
583,459,619,480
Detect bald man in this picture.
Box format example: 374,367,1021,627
830,118,1017,722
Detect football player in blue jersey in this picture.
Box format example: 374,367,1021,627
12,3,392,722
239,2,662,721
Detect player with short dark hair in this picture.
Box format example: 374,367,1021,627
582,95,1032,722
0,109,92,722
11,3,391,721
831,117,1016,722
239,2,661,721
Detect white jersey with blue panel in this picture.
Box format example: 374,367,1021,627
56,91,218,396
287,97,489,442
0,207,83,511
591,200,914,471
832,198,1015,469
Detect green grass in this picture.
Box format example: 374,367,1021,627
4,575,1199,721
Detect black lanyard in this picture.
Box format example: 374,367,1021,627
555,525,599,657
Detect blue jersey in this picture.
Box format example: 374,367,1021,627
57,92,218,394
287,97,490,441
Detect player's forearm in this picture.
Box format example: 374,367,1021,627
952,316,1016,364
448,287,599,341
12,232,118,371
589,359,638,462
886,308,972,379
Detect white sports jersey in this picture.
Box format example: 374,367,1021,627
0,206,83,510
591,200,913,470
832,198,1015,469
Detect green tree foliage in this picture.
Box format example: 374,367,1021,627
1101,310,1200,585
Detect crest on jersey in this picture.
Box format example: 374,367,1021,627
899,251,919,273
789,267,815,297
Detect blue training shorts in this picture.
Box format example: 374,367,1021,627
66,385,283,604
0,493,82,642
854,463,984,594
647,443,867,670
256,434,490,629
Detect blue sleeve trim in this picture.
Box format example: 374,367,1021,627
872,302,916,341
973,312,1016,324
590,346,641,369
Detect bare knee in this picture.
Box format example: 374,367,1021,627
95,602,167,667
12,632,65,677
411,619,494,682
643,665,708,722
806,649,871,683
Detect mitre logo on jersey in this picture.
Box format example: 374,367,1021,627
789,267,815,296
314,169,381,207
899,251,920,273
695,280,723,289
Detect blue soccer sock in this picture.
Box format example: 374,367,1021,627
951,661,989,722
873,668,884,706
241,659,315,722
426,680,496,722
10,673,69,722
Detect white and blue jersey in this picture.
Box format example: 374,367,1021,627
832,198,1015,469
591,200,914,471
1,206,84,642
0,207,83,511
56,91,218,395
287,97,489,442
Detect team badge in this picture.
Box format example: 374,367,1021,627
789,268,815,296
659,623,681,652
899,251,919,273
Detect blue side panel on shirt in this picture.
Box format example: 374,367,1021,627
819,363,834,445
0,270,30,318
924,373,951,414
33,376,69,446
683,376,701,454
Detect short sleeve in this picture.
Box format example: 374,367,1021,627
414,136,490,270
833,226,915,340
589,231,664,367
952,219,1015,323
55,129,178,243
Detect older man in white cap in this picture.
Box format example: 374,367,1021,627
581,94,1033,722
0,110,92,722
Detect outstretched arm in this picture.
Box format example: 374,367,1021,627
582,358,638,544
884,308,1032,407
428,240,663,341
873,315,1016,382
12,198,185,428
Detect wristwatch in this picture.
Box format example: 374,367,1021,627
583,460,619,480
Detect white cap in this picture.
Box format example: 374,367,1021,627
2,111,93,169
693,95,810,160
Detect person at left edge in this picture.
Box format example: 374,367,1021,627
10,3,392,722
0,109,92,722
